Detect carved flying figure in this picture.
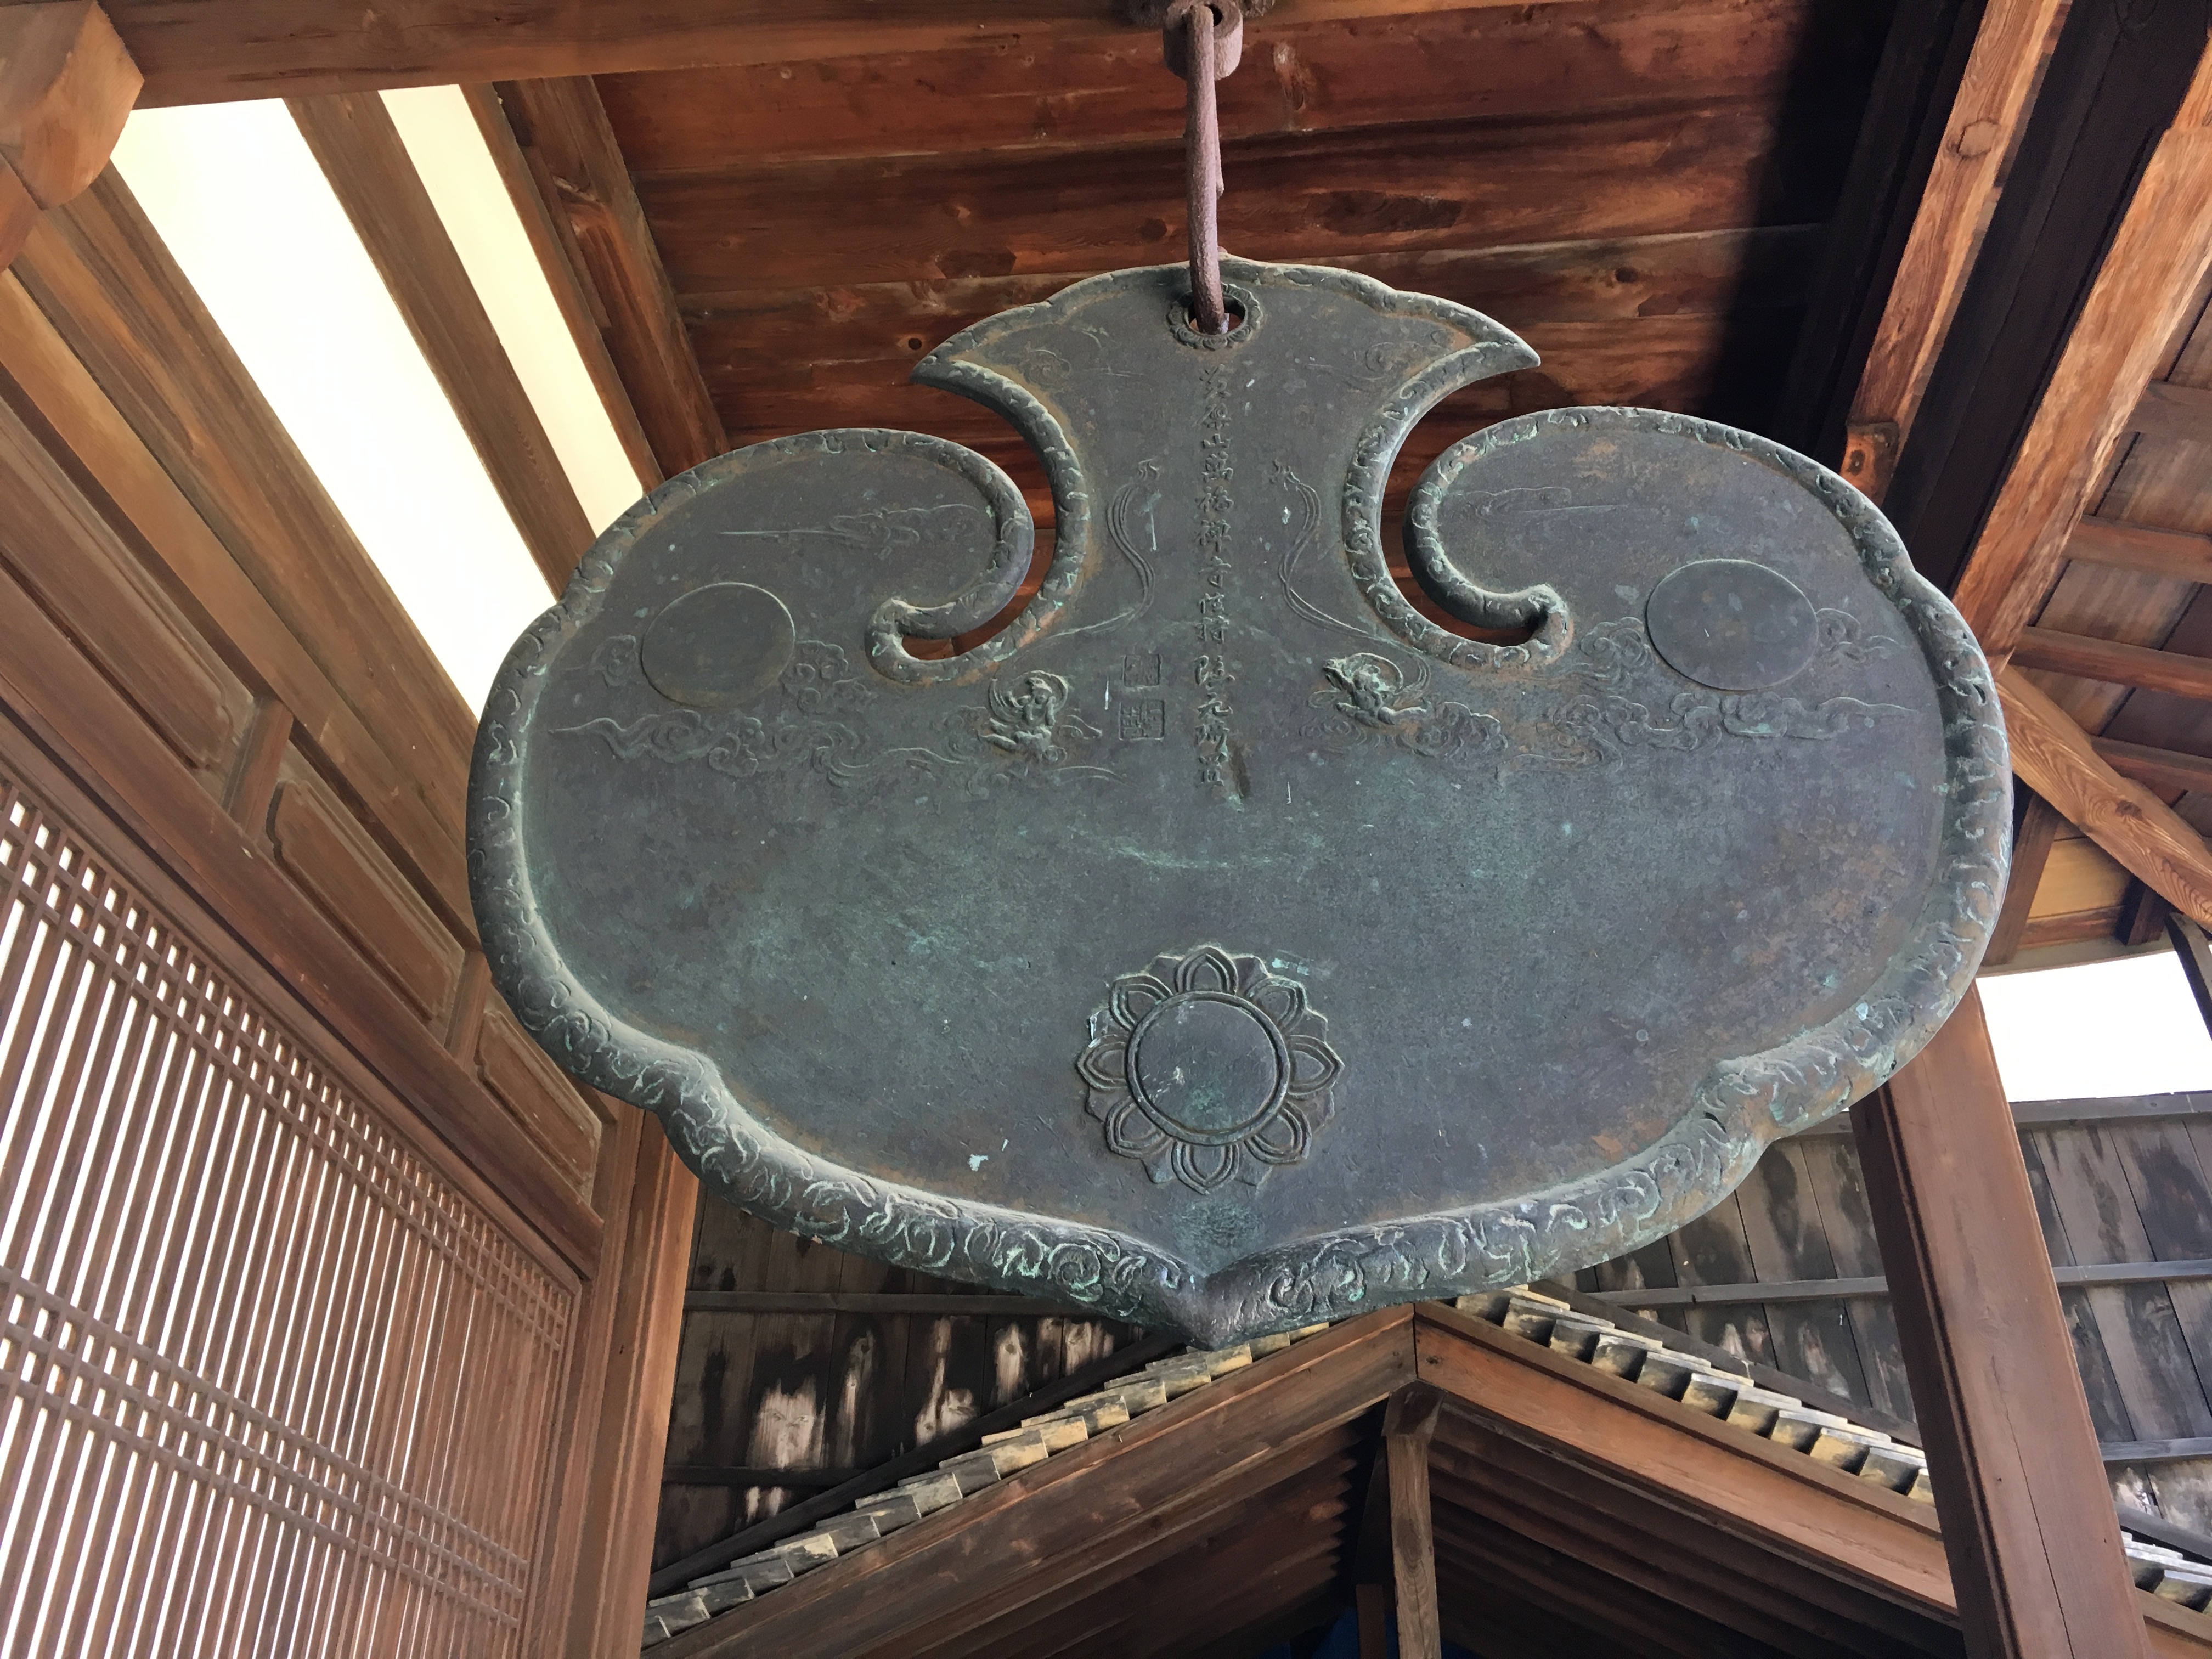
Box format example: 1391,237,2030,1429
469,256,2006,1345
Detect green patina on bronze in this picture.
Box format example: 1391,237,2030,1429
467,258,2007,1345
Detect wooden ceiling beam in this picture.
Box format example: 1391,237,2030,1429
2067,517,2212,585
2012,627,2212,702
493,76,723,481
0,3,138,268
1998,669,2212,934
101,0,1663,108
288,91,594,592
1836,0,2064,499
602,0,1855,171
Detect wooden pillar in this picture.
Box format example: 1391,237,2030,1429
1352,1384,1442,1659
1385,1384,1442,1659
0,3,139,269
1854,985,2151,1659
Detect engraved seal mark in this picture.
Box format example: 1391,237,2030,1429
641,582,797,709
1079,945,1342,1194
1644,560,1819,692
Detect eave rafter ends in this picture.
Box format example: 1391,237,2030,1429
644,1298,2212,1656
0,3,139,266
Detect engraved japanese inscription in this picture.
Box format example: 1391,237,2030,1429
469,256,2008,1345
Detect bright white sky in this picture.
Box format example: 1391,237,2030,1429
111,95,639,712
1983,950,2212,1101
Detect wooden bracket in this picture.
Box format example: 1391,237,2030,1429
1999,668,2212,933
0,3,138,267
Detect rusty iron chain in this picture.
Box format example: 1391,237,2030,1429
1164,0,1243,334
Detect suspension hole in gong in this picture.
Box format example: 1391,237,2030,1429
1167,281,1260,349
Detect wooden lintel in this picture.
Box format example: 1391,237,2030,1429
0,2,139,267
2013,627,2212,702
493,76,725,481
105,0,1537,106
1999,669,2212,933
1857,987,2153,1658
2068,516,2212,585
1846,0,2066,466
680,1290,1087,1316
289,91,594,591
1950,61,2212,656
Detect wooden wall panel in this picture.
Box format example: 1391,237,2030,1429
0,266,473,925
477,998,607,1200
0,381,247,794
268,752,468,1025
9,170,479,836
0,153,697,1652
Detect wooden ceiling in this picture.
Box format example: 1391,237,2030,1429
589,0,1886,520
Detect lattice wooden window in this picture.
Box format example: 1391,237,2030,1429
0,768,574,1657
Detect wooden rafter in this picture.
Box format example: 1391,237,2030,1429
289,91,595,591
2096,740,2212,798
2067,516,2212,585
464,82,660,494
1948,70,2212,659
1999,670,2212,934
493,75,724,482
2013,628,2212,702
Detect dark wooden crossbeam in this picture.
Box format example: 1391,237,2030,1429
1598,1257,2212,1308
2067,517,2212,585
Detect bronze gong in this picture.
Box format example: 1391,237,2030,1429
469,258,2006,1344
